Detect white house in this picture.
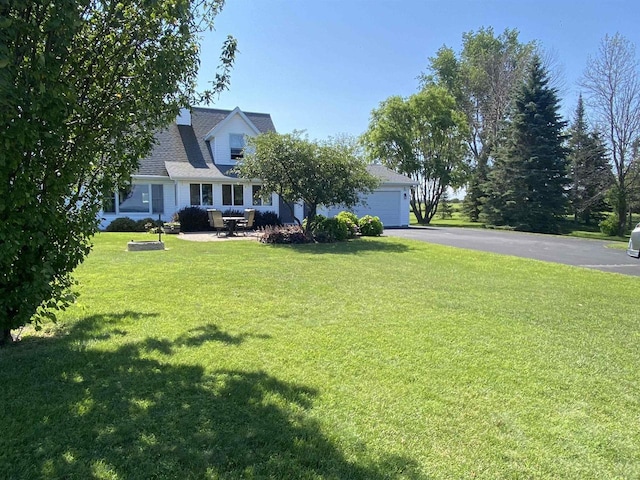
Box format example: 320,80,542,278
100,107,414,229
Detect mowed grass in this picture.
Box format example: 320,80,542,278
413,204,636,242
1,233,639,479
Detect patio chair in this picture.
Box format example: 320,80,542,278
207,209,227,237
237,209,256,236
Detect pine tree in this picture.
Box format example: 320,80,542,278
439,190,454,219
567,95,612,224
482,56,569,233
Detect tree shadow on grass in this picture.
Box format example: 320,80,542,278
0,313,422,479
176,324,272,348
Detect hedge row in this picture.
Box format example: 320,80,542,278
260,212,384,244
105,217,163,232
105,208,282,232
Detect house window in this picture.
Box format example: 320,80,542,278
222,184,244,206
103,184,163,214
252,185,272,206
190,183,213,206
229,134,245,160
103,192,117,213
119,184,151,213
152,184,164,213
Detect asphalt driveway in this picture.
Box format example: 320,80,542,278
385,226,640,277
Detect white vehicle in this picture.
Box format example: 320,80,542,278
627,222,640,258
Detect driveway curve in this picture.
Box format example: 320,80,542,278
385,226,640,277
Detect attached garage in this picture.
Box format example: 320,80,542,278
320,165,416,228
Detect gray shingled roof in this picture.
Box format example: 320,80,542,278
136,107,276,177
367,164,417,185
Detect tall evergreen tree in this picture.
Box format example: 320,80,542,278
423,28,535,221
483,56,569,232
567,95,612,224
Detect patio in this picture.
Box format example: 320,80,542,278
176,231,260,242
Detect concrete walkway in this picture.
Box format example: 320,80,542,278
174,232,260,242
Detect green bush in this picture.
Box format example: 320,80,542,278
176,207,211,232
255,210,281,228
222,209,281,228
599,214,620,236
358,215,383,236
335,211,359,238
305,215,348,243
221,209,244,218
105,217,139,232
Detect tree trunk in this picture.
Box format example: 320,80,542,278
302,203,318,235
617,199,627,236
410,200,424,224
0,328,13,347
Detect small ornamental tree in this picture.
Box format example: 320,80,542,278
236,132,379,229
0,0,236,344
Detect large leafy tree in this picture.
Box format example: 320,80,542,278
423,28,535,221
567,95,612,224
236,132,379,227
581,33,640,233
483,56,569,233
363,85,469,224
0,0,236,344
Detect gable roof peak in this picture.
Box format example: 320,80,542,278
203,106,261,140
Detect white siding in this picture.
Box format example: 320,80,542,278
174,180,279,215
213,114,259,165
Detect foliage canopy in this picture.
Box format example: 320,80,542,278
424,27,535,221
363,85,469,224
483,56,569,233
0,0,236,343
236,131,379,227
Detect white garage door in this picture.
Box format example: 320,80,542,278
325,191,402,227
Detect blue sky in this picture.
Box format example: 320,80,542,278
197,0,640,140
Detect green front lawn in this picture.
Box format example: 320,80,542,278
2,233,639,479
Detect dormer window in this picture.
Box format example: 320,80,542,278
229,134,245,160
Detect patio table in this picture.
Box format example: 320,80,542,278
223,216,245,236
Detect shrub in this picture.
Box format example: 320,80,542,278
359,215,383,236
259,225,309,244
305,215,348,243
335,211,359,238
105,217,139,232
176,206,211,232
599,214,620,236
222,209,281,228
221,209,244,218
255,210,281,228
